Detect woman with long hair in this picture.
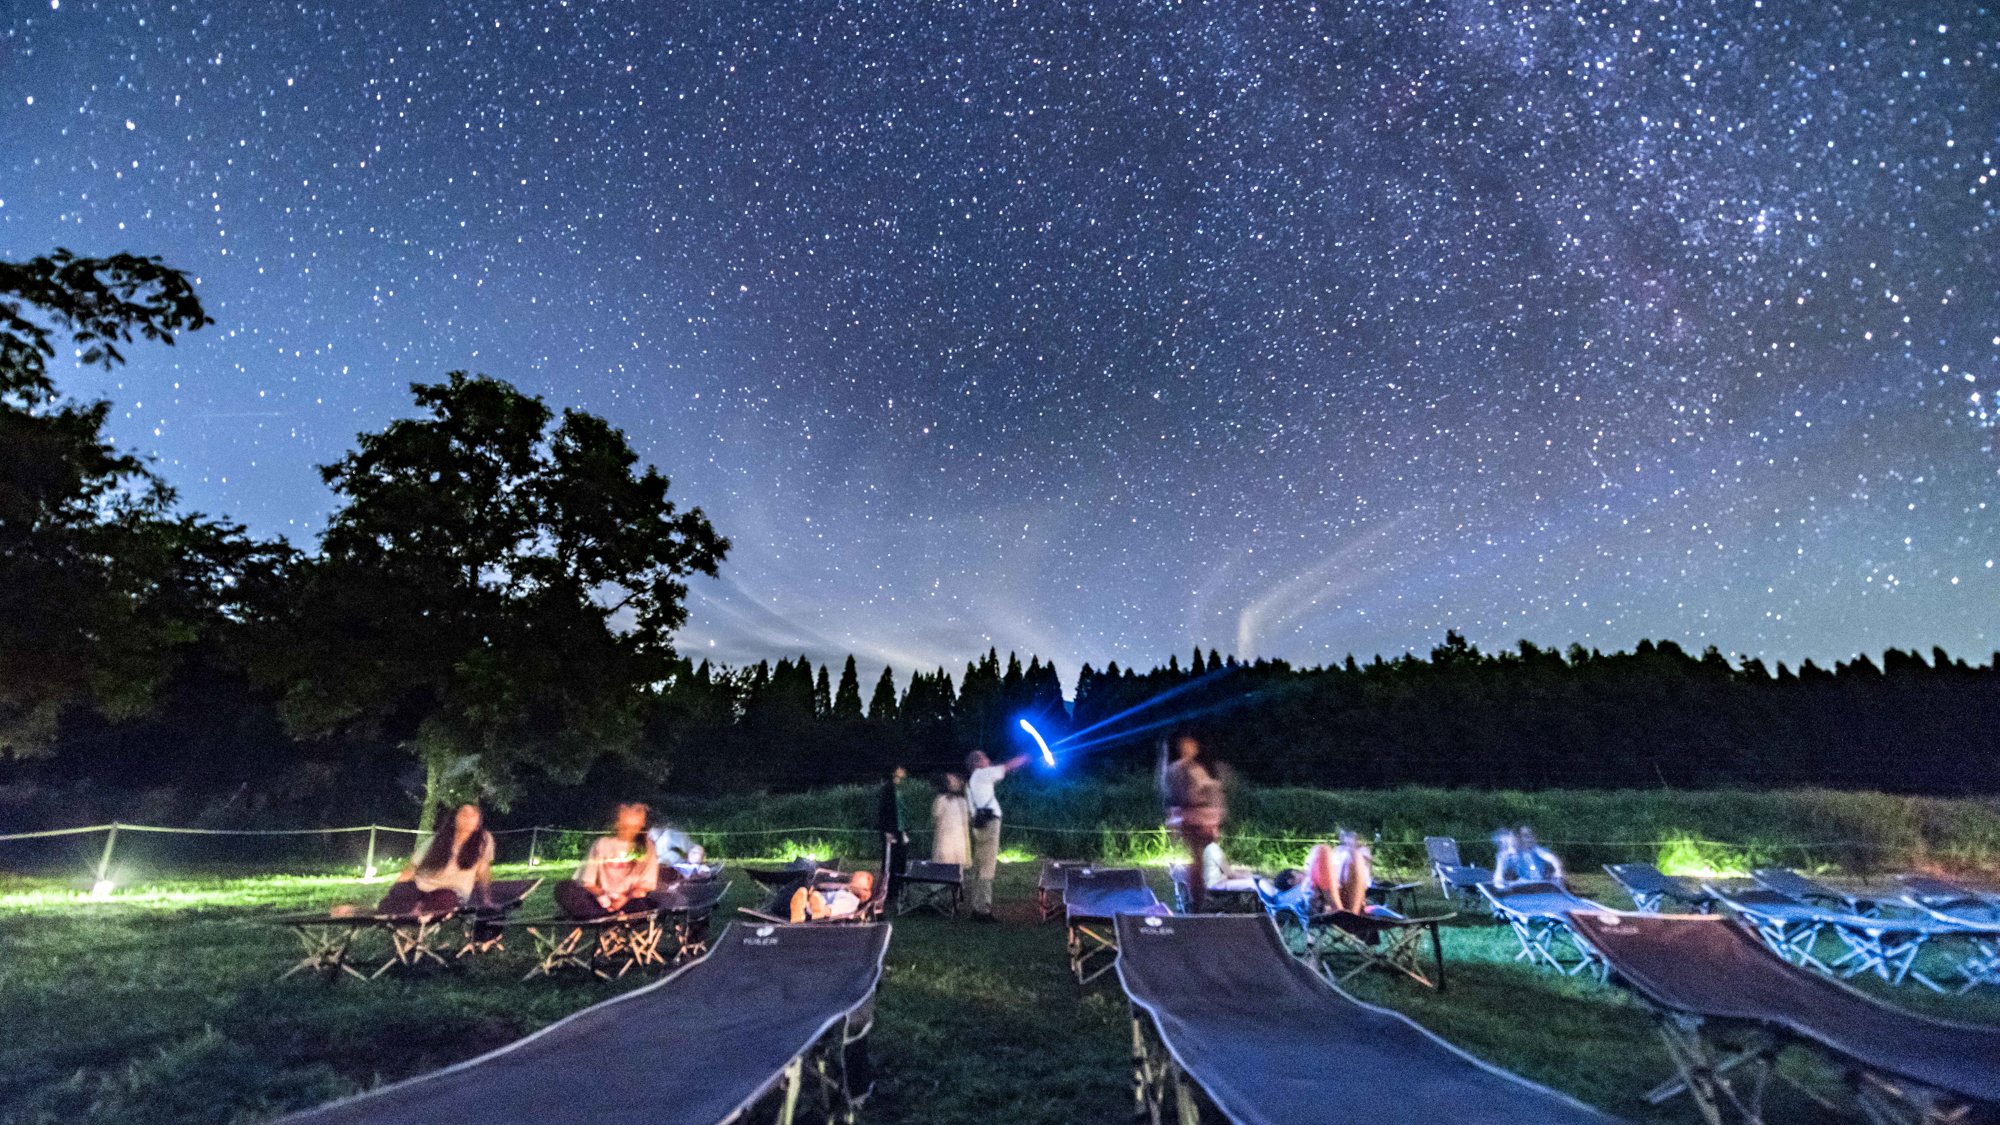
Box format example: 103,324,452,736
930,772,971,866
555,802,666,918
377,803,495,914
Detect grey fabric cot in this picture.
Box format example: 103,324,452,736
1113,913,1622,1125
1571,910,2000,1123
277,921,891,1125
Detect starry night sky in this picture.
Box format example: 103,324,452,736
5,0,1997,684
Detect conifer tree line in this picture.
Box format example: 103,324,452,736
634,632,2000,798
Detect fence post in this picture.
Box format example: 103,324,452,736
92,823,120,896
364,825,379,879
529,826,541,867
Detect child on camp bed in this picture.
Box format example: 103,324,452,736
790,871,875,921
554,802,675,919
1200,841,1259,895
1492,825,1566,888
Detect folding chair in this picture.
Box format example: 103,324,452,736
1114,913,1622,1125
1479,881,1611,978
1572,911,2000,1125
1424,836,1493,903
1752,868,1883,916
1604,863,1714,914
895,861,962,917
277,922,893,1125
1036,859,1087,922
1064,867,1170,985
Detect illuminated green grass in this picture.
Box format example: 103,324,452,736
0,861,1994,1124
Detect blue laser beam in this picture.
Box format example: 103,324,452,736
1053,667,1234,747
1018,718,1056,767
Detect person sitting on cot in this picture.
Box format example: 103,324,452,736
1302,830,1373,915
1493,825,1566,888
1200,840,1258,895
360,803,496,916
789,871,875,921
554,802,669,919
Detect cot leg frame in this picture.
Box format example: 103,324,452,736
1850,1071,1976,1125
1130,1008,1200,1125
1649,1015,1772,1125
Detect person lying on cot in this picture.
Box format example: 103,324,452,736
1303,829,1373,915
789,871,875,921
354,803,496,916
554,802,672,918
1493,825,1566,888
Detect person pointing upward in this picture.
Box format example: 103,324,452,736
964,749,1029,922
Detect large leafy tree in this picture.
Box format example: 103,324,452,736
0,250,286,756
268,372,727,831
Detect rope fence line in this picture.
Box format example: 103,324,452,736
0,820,1925,848
0,816,1927,885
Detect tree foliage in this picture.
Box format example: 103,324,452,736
261,372,727,827
0,250,285,756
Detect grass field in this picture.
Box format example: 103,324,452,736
1,859,1996,1124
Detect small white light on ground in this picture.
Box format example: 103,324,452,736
362,866,378,881
90,880,114,899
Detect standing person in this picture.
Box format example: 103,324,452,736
555,802,665,918
378,803,495,914
931,772,971,866
965,749,1030,922
1162,728,1225,912
876,766,909,899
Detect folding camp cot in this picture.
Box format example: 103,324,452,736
1113,913,1623,1125
273,878,540,982
1896,873,1995,909
741,861,889,926
1423,836,1494,903
1570,911,2000,1125
516,879,732,981
1898,892,2000,993
1250,878,1452,989
1752,867,1884,916
1065,867,1171,985
1703,886,1835,972
895,860,962,917
1708,885,1964,991
1037,858,1088,922
1478,881,1611,977
278,921,891,1125
1604,863,1714,914
746,857,842,892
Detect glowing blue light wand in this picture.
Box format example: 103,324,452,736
1018,718,1056,767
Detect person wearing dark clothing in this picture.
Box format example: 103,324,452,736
876,766,909,899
